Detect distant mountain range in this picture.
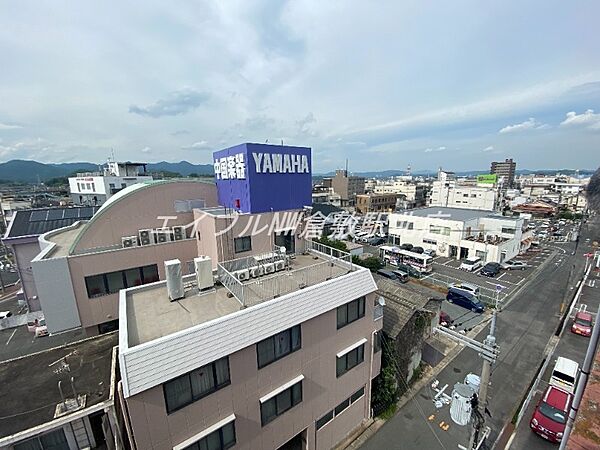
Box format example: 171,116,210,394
0,160,214,183
0,159,595,184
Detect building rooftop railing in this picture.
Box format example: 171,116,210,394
217,240,355,307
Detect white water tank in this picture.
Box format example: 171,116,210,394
165,259,184,301
450,383,475,426
194,256,214,291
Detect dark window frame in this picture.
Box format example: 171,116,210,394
316,386,365,431
260,380,303,426
256,325,301,369
336,297,366,329
164,357,231,414
374,331,382,353
336,344,365,378
85,264,159,298
182,421,236,450
234,236,252,253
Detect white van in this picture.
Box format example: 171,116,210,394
460,256,482,272
549,356,579,394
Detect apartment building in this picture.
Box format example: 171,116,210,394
118,240,382,450
355,193,398,214
372,180,426,209
490,158,516,188
69,161,152,206
388,207,526,263
331,170,365,207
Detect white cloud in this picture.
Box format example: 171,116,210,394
483,145,494,152
560,109,600,130
129,88,209,118
499,117,548,134
0,123,22,130
181,141,210,150
140,146,151,153
424,146,446,153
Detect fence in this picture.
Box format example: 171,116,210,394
419,272,507,306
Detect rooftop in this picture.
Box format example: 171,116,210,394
125,242,355,347
3,206,98,240
42,222,86,258
0,333,117,441
395,206,503,222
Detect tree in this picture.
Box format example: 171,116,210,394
315,236,348,252
371,334,399,416
352,255,383,272
188,172,199,178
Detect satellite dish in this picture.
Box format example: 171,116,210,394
377,296,386,307
279,246,287,254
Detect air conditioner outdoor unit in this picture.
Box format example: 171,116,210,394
153,228,171,244
165,259,184,301
264,263,275,274
249,266,264,278
235,269,250,282
194,256,214,291
121,236,138,248
274,260,286,271
172,225,185,241
138,229,152,246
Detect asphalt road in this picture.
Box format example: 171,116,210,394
508,254,600,448
361,220,595,450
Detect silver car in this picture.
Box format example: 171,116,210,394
502,260,528,270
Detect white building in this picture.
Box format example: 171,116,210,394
388,207,527,263
68,161,152,206
312,188,342,207
370,179,427,209
429,172,497,211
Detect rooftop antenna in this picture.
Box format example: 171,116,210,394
265,139,269,143
407,164,412,177
281,139,284,145
345,158,348,175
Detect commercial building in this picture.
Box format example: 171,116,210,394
30,180,218,335
2,206,99,311
114,143,382,450
490,158,516,188
331,170,365,207
312,187,342,208
68,161,152,206
388,207,526,263
355,193,398,214
429,171,497,211
0,333,121,450
371,180,427,209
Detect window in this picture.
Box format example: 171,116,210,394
234,236,252,253
336,344,365,377
501,227,516,234
85,264,159,298
183,421,236,450
374,331,382,353
423,238,437,245
164,357,231,414
430,225,451,236
257,325,301,368
260,380,302,426
316,386,365,431
337,297,366,329
14,428,69,450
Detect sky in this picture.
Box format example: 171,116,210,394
0,0,599,173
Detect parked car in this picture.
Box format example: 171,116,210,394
396,263,422,278
439,311,453,327
459,256,483,272
424,249,437,257
411,246,424,254
35,318,49,338
549,357,579,394
571,311,593,337
530,385,571,443
446,289,485,313
368,237,386,246
0,311,12,320
391,269,410,283
480,262,502,277
400,243,413,251
502,260,528,270
449,282,480,297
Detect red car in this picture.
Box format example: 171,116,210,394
571,311,593,337
530,385,571,443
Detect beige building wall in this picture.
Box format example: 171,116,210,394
124,293,382,450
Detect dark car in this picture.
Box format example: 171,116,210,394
480,262,502,277
368,237,386,246
377,269,400,282
411,246,424,254
391,269,410,283
446,289,485,313
396,263,421,278
400,243,413,251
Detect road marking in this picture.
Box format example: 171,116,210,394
5,328,17,346
497,273,506,280
484,281,507,289
443,260,452,266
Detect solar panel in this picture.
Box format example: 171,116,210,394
29,210,48,222
63,208,80,219
80,207,94,218
47,209,65,220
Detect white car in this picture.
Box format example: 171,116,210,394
449,282,480,296
424,249,437,257
460,257,482,272
0,311,12,320
35,319,49,337
502,260,528,270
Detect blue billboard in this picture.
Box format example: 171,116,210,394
213,143,312,214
